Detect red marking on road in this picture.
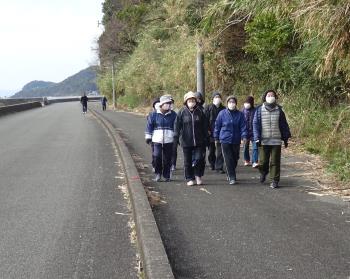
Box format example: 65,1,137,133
130,176,139,180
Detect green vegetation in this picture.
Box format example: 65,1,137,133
97,0,350,181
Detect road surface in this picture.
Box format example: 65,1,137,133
0,103,137,278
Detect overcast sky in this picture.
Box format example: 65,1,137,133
0,0,103,96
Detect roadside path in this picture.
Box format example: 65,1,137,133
93,104,350,279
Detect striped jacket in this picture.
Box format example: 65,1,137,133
145,110,177,144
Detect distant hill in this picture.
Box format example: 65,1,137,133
12,66,98,98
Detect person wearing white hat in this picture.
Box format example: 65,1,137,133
145,95,177,182
173,91,209,186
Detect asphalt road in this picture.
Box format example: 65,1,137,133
0,103,137,279
94,105,350,279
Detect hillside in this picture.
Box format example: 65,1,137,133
12,66,98,98
97,0,350,182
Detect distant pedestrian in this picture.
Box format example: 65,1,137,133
145,95,177,182
205,92,225,173
253,90,291,188
242,96,259,168
174,91,209,186
101,96,108,111
214,96,247,185
80,93,89,113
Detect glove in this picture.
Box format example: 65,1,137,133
146,138,152,145
256,140,261,147
284,141,288,148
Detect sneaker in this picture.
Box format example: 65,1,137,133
244,161,251,166
187,180,195,186
229,179,236,185
260,173,267,184
164,178,171,182
219,169,225,174
171,165,176,172
195,176,203,185
270,181,279,188
153,174,161,182
252,162,259,168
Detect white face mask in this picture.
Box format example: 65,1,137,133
266,96,276,104
170,103,175,110
213,97,221,106
244,103,251,109
162,103,171,111
227,103,236,110
154,103,160,111
187,101,196,109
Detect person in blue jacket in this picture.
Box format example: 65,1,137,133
145,95,177,182
253,90,291,188
214,96,248,185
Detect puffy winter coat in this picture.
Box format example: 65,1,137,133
253,104,291,143
145,110,177,144
214,109,247,144
173,105,208,147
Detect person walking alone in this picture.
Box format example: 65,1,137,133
173,91,209,186
145,95,177,182
253,90,291,188
214,96,247,185
80,93,89,114
205,92,225,173
101,96,108,111
242,96,259,168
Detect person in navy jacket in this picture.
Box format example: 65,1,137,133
214,96,248,185
145,95,177,182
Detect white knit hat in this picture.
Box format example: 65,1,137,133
183,91,196,103
159,95,173,106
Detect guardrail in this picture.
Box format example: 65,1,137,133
0,96,102,117
0,102,43,116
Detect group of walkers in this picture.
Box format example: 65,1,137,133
79,94,108,113
145,89,291,188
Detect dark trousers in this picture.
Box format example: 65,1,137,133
153,143,173,179
208,141,224,170
102,104,106,110
183,146,204,180
259,145,281,182
82,104,87,112
171,145,178,167
221,143,240,180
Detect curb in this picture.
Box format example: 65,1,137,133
90,109,175,279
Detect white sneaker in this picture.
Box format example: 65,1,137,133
195,176,202,185
244,161,251,166
252,162,259,168
187,180,194,186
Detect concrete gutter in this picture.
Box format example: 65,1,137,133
90,109,174,279
0,102,42,116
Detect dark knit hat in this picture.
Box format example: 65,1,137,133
194,91,204,102
212,91,222,99
262,89,278,102
151,97,160,109
226,95,237,104
244,96,255,107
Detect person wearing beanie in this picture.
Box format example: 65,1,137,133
205,91,226,173
241,95,259,168
214,96,247,185
173,91,209,186
147,97,161,173
145,95,177,182
253,89,291,188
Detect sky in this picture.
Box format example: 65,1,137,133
0,0,104,97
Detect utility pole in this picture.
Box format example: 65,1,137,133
196,41,205,102
111,59,116,110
